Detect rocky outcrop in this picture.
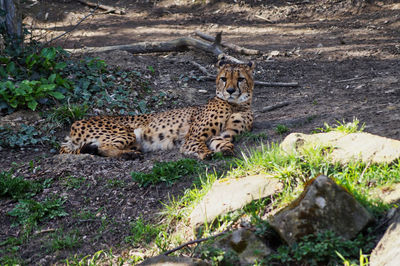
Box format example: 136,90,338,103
139,255,209,266
280,132,400,164
269,175,374,244
189,174,282,227
370,207,400,266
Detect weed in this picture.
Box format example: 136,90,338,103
124,218,163,247
315,117,365,133
264,230,375,265
131,158,202,187
47,103,88,126
8,197,68,229
48,229,81,251
0,170,41,199
61,176,86,190
275,124,289,134
235,131,268,142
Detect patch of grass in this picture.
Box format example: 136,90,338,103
131,158,203,187
124,218,163,247
61,176,86,190
47,103,88,126
235,131,268,142
48,229,81,252
264,230,375,265
275,124,289,135
8,197,68,229
315,117,365,133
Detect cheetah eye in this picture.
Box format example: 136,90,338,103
238,77,246,82
220,77,227,82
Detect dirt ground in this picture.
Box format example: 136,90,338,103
1,0,400,264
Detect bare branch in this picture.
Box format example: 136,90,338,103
44,5,98,46
195,31,262,55
162,231,227,256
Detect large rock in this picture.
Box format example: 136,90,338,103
189,175,282,227
370,208,400,266
269,175,374,244
203,229,272,265
370,207,400,266
280,132,400,164
139,255,209,266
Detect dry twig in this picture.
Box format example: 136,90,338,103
44,5,98,45
162,231,227,256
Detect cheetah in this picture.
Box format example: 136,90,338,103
60,60,255,160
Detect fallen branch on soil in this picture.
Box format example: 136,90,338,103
195,31,262,55
44,4,98,45
198,75,299,87
261,101,290,112
65,32,244,63
77,0,125,15
162,231,227,256
334,76,365,83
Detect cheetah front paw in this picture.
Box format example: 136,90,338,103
120,150,142,160
219,142,235,156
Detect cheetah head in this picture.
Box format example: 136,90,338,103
215,60,255,105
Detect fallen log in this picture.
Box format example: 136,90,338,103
66,33,244,64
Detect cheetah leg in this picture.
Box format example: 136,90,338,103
181,137,213,160
209,112,253,155
86,134,142,160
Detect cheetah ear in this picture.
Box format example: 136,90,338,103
216,59,227,68
247,61,255,71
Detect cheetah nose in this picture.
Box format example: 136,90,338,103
226,87,235,95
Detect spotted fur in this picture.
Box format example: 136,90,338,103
60,61,255,160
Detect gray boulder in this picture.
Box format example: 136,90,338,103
269,175,374,244
280,132,400,164
189,174,282,227
370,207,400,266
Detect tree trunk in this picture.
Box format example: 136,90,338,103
0,0,22,47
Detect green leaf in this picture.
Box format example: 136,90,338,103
55,62,67,70
47,91,65,100
38,84,56,92
6,62,16,75
48,73,56,83
40,48,56,60
27,100,38,111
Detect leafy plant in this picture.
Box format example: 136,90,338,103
0,124,54,148
264,230,375,265
275,124,289,134
131,158,202,187
0,170,42,199
8,197,68,228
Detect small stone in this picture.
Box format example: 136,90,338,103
198,89,208,94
